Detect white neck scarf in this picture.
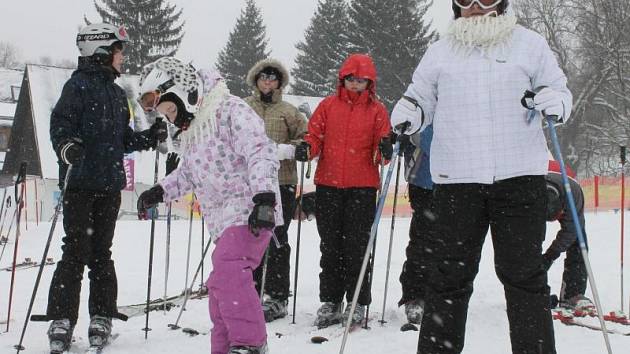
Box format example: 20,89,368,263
447,13,518,56
179,80,230,149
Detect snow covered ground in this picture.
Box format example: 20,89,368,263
0,210,628,353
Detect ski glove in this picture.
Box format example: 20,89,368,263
137,185,164,220
533,87,565,121
59,138,84,165
165,152,180,176
391,96,423,135
295,142,311,162
149,120,168,145
277,144,296,161
248,192,276,236
378,137,393,161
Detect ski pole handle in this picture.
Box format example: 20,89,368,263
15,162,27,204
622,146,627,165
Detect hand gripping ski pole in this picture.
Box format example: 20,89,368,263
522,90,613,353
339,125,407,354
14,163,69,353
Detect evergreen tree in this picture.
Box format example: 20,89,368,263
92,0,185,74
291,0,350,97
215,0,270,97
348,0,434,109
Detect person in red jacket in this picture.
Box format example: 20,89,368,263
295,53,392,328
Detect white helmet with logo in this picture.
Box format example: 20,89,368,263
76,23,130,57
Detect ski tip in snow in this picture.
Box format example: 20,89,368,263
310,335,329,344
400,323,419,332
182,327,200,336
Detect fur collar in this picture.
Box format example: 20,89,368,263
446,13,518,56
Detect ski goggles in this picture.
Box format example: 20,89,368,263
453,0,503,10
344,76,370,84
138,90,162,113
258,73,278,81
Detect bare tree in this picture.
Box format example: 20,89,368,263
0,41,22,69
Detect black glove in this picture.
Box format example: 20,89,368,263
378,137,393,160
137,185,165,220
295,142,310,162
165,152,180,176
542,249,560,271
149,120,168,144
248,192,276,235
59,139,84,165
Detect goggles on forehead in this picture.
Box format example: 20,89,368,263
138,90,161,113
453,0,503,10
344,76,369,84
258,73,278,81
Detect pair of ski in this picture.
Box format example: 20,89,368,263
2,257,54,271
117,287,208,318
50,333,119,354
552,308,630,336
310,317,373,344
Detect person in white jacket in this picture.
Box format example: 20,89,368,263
390,1,571,353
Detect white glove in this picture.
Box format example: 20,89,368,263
391,96,423,135
534,87,565,121
277,144,296,160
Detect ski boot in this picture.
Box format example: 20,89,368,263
313,302,343,329
48,319,74,354
342,304,366,326
561,294,596,317
88,315,112,349
262,297,288,322
404,299,424,325
228,342,268,354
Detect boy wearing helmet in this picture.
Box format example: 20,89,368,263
46,23,168,352
294,53,392,328
544,161,593,313
390,0,570,352
136,57,282,354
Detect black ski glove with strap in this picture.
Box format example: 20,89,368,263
137,185,164,220
248,192,276,236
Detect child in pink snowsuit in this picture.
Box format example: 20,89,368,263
136,57,283,354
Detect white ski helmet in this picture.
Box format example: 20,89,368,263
76,23,130,57
139,57,203,129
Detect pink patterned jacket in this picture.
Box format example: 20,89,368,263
159,70,283,240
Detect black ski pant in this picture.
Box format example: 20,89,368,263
315,185,376,306
399,184,434,306
559,238,588,301
46,190,121,325
254,184,295,301
418,176,556,354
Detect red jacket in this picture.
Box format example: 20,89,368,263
304,54,391,189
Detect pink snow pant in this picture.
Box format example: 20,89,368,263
207,225,271,354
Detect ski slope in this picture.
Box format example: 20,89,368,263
0,210,628,353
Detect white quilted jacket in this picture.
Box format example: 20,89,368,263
405,25,572,184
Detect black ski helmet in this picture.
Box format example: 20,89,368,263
452,0,509,19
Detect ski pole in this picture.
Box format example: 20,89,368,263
14,164,71,353
182,193,196,304
0,197,14,263
163,202,172,315
0,188,7,232
291,161,307,324
168,235,214,330
522,91,613,353
200,215,206,291
259,248,270,302
620,146,626,313
143,130,161,340
379,143,404,325
340,132,406,354
6,162,27,333
364,159,386,328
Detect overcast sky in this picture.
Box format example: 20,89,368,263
1,0,453,70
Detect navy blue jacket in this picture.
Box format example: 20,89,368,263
50,60,155,192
